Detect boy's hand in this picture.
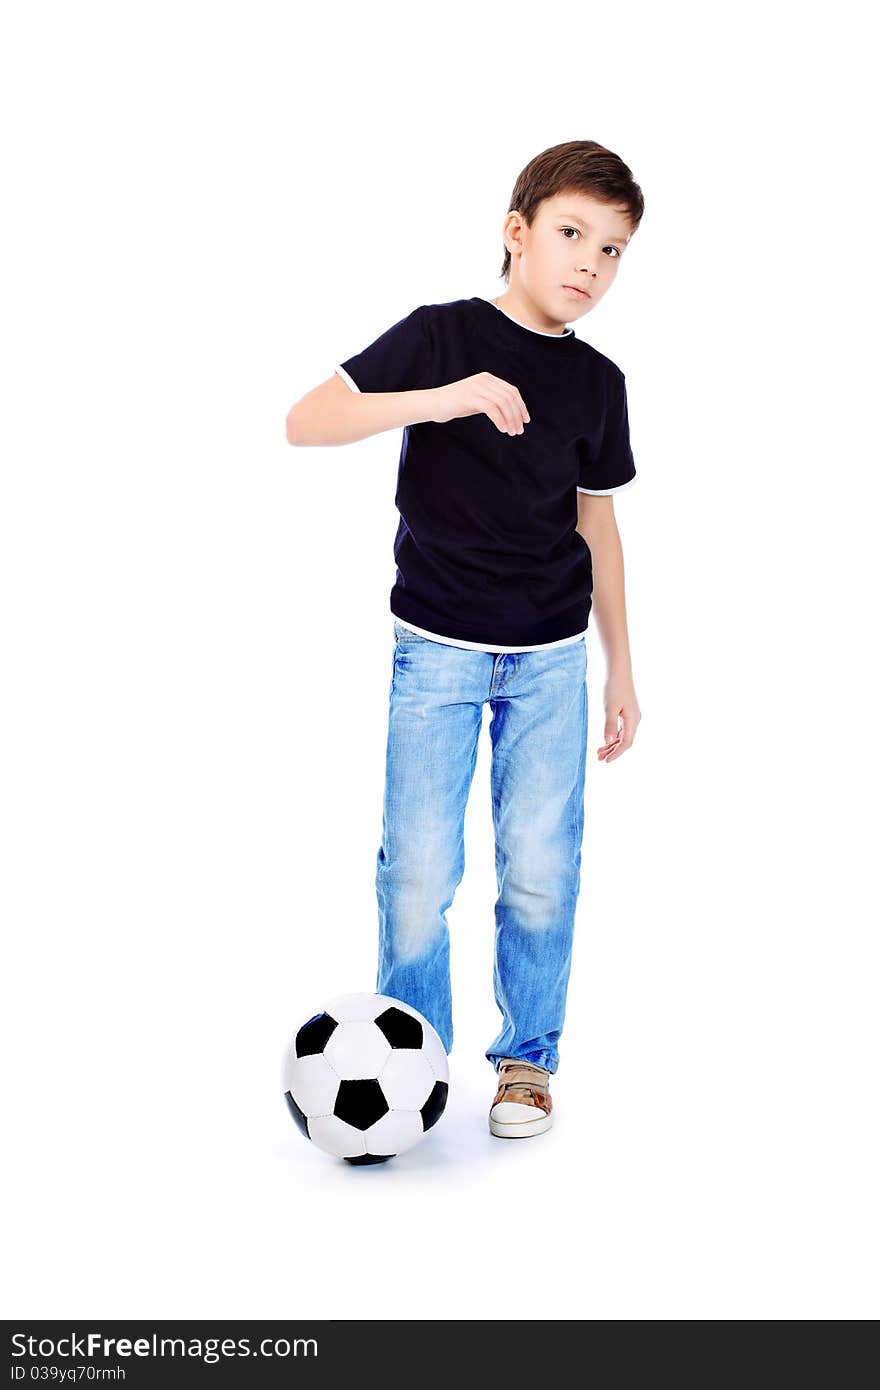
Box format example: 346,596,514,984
429,373,530,437
597,673,641,763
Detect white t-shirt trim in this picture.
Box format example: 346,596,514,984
577,475,638,495
488,302,574,337
334,365,360,392
393,617,586,654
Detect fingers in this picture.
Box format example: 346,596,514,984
598,739,629,762
491,396,528,434
597,735,625,762
483,377,529,435
491,407,528,435
494,415,524,435
597,715,638,762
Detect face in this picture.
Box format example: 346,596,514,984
501,192,633,329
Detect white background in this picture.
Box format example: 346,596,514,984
3,0,878,1321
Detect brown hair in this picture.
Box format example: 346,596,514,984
499,140,645,281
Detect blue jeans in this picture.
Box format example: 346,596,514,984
375,619,588,1075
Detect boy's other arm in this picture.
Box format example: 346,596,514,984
285,372,438,446
577,492,641,759
577,493,632,676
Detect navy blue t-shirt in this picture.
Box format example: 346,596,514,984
335,296,637,652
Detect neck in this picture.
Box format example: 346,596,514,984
490,291,570,337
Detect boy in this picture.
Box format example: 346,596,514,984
286,140,644,1139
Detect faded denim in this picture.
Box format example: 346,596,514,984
376,619,588,1075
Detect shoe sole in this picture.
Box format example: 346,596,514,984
488,1111,553,1138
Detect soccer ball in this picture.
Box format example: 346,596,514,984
281,992,449,1164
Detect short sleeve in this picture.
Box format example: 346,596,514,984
334,304,434,394
577,372,638,495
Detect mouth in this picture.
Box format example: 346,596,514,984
563,284,591,299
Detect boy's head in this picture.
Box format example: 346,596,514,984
498,140,644,326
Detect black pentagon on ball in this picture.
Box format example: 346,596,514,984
334,1079,389,1130
374,1006,423,1050
296,1011,338,1057
284,1090,310,1138
344,1153,394,1165
421,1080,448,1132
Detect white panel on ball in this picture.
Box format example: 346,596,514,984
283,1054,339,1116
379,1049,437,1109
419,1027,449,1084
308,1114,366,1159
323,993,387,1023
366,1109,425,1154
324,1020,392,1079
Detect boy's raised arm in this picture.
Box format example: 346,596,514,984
285,373,438,447
286,371,530,447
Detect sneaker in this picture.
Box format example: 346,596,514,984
488,1059,553,1138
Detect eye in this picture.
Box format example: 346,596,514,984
560,227,621,258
